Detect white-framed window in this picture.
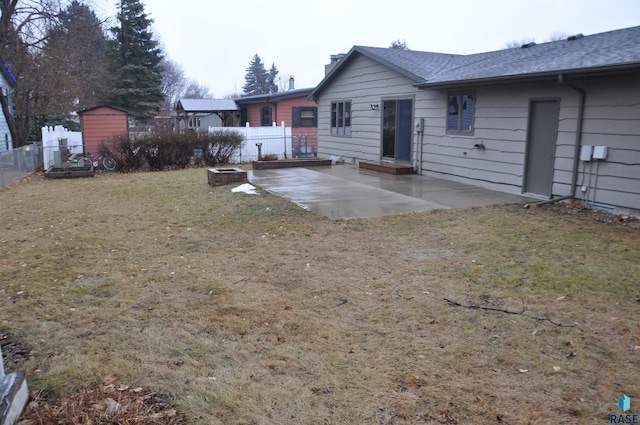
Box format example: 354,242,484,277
447,93,475,134
189,116,201,128
331,101,351,135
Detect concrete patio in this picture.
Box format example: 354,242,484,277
249,164,538,219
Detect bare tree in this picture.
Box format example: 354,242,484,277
546,32,570,42
502,37,536,49
38,0,110,128
0,0,65,146
184,80,212,99
502,31,571,50
161,58,188,110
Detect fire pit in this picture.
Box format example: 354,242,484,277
207,168,248,186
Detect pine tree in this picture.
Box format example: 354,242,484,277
267,63,279,94
242,54,267,96
242,55,280,95
389,39,409,50
107,0,164,122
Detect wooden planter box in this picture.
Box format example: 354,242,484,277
252,158,332,170
44,166,94,179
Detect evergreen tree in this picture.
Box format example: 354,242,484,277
242,54,267,96
242,55,280,95
267,63,279,94
389,39,409,50
107,0,164,121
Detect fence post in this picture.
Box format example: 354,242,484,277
0,342,29,425
244,122,250,163
281,121,287,159
0,344,4,379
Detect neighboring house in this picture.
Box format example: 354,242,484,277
175,99,239,132
235,81,319,157
154,108,178,131
309,26,640,215
78,105,130,154
0,59,15,152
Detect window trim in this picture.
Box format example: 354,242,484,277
292,107,318,128
446,92,475,135
261,106,273,126
188,116,201,128
330,100,351,136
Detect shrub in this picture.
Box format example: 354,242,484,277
203,130,244,166
100,130,243,171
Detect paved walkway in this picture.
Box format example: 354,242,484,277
249,164,537,219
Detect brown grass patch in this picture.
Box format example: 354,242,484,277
1,169,639,424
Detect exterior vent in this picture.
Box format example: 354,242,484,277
567,33,584,41
521,42,536,48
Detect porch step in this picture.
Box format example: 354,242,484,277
359,161,415,175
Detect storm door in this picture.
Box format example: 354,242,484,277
382,99,413,161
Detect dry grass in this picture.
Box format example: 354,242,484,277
1,168,639,424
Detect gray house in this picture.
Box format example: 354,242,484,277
0,60,14,152
309,26,640,215
175,99,239,131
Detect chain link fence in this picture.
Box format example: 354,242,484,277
0,143,43,189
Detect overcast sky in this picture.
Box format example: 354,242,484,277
94,0,640,98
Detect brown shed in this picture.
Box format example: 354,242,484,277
78,106,129,154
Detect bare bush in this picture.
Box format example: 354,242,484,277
101,130,243,171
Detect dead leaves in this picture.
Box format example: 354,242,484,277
18,376,184,425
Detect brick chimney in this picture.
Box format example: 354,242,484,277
324,54,345,76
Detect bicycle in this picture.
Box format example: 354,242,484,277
82,151,117,171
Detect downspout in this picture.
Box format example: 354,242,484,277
416,129,424,175
531,74,585,206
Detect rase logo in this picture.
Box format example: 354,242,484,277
610,395,638,424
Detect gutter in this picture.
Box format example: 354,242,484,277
414,63,640,90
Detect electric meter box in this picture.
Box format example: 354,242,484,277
593,146,608,160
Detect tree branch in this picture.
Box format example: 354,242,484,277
444,297,524,315
443,297,576,327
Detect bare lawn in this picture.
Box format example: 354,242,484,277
1,169,638,424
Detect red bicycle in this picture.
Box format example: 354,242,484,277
81,151,117,171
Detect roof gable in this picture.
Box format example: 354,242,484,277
309,46,457,99
78,105,130,115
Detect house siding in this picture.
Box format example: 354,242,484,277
420,83,580,195
239,95,319,157
180,113,222,131
420,77,640,211
575,76,640,211
0,73,12,151
316,54,423,162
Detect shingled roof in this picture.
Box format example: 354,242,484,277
310,25,640,98
235,87,315,104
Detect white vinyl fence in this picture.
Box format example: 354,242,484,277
210,122,292,163
41,126,83,169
